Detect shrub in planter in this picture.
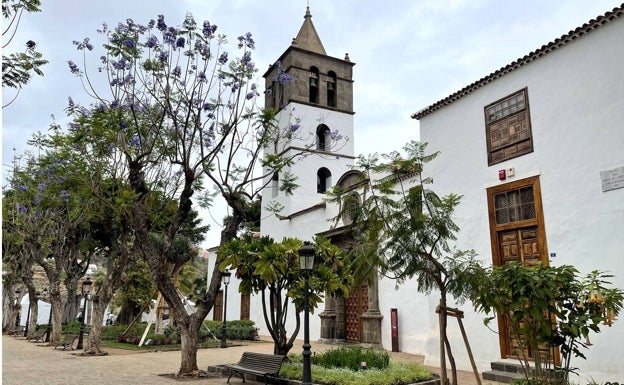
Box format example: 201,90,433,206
311,346,390,371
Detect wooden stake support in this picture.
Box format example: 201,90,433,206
436,305,482,385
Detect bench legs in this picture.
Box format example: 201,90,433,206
227,370,246,383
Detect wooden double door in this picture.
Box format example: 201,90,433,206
487,176,556,361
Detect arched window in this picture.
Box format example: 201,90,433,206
316,124,330,151
327,71,337,107
342,193,360,225
309,67,319,104
317,167,332,193
271,172,279,198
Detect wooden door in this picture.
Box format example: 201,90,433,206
487,176,554,361
213,290,223,321
345,285,368,342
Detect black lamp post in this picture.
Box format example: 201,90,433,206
220,270,232,348
43,288,52,342
299,241,316,385
76,277,93,350
24,291,41,337
14,288,21,328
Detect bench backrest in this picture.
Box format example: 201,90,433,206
238,352,286,373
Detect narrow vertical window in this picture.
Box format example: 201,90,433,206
271,172,279,198
327,71,337,107
316,124,331,151
317,167,332,193
309,67,319,104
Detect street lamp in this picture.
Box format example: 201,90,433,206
299,241,316,385
14,288,21,328
76,277,93,350
220,270,232,348
42,288,52,342
24,291,41,337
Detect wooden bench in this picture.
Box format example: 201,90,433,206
8,325,25,337
28,328,46,342
223,352,286,385
54,334,77,350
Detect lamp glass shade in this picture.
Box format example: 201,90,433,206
222,271,232,285
82,278,93,295
299,242,316,271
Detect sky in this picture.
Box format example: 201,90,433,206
2,0,621,246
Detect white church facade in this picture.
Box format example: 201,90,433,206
208,5,624,382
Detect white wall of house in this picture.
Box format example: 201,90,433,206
416,16,624,381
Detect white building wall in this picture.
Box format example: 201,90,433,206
261,101,354,228
416,17,624,381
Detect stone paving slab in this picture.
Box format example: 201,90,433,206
2,334,496,385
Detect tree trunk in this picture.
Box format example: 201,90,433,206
63,290,80,324
178,319,200,374
438,297,449,385
87,298,106,354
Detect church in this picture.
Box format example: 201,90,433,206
207,5,624,382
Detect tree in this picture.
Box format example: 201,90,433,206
64,13,307,373
470,262,624,385
219,235,353,355
5,147,95,343
2,0,47,107
327,141,482,385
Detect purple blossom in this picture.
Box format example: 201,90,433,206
60,190,69,201
172,66,181,77
175,37,185,48
68,97,75,108
202,21,217,38
241,51,252,66
330,130,343,140
156,15,167,31
119,121,128,130
246,92,254,100
73,38,93,51
68,122,80,131
218,52,228,65
277,72,294,85
198,71,206,81
26,40,36,49
130,134,140,148
145,35,158,48
202,103,214,111
68,61,80,74
16,203,27,214
19,185,27,191
147,19,155,29
123,39,136,49
237,32,255,49
289,123,301,132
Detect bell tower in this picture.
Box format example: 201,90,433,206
261,6,356,239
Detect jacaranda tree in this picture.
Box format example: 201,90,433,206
66,14,308,374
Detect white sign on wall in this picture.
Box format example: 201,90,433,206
600,165,624,192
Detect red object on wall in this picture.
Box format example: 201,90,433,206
391,308,399,352
498,169,506,180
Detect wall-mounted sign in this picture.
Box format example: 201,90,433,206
600,165,624,192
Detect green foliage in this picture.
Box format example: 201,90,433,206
325,141,482,384
281,355,431,385
2,0,47,95
470,262,624,384
203,320,257,340
311,347,390,371
219,235,353,355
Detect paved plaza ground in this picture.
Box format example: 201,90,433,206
2,334,497,385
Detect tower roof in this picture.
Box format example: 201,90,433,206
292,6,327,55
